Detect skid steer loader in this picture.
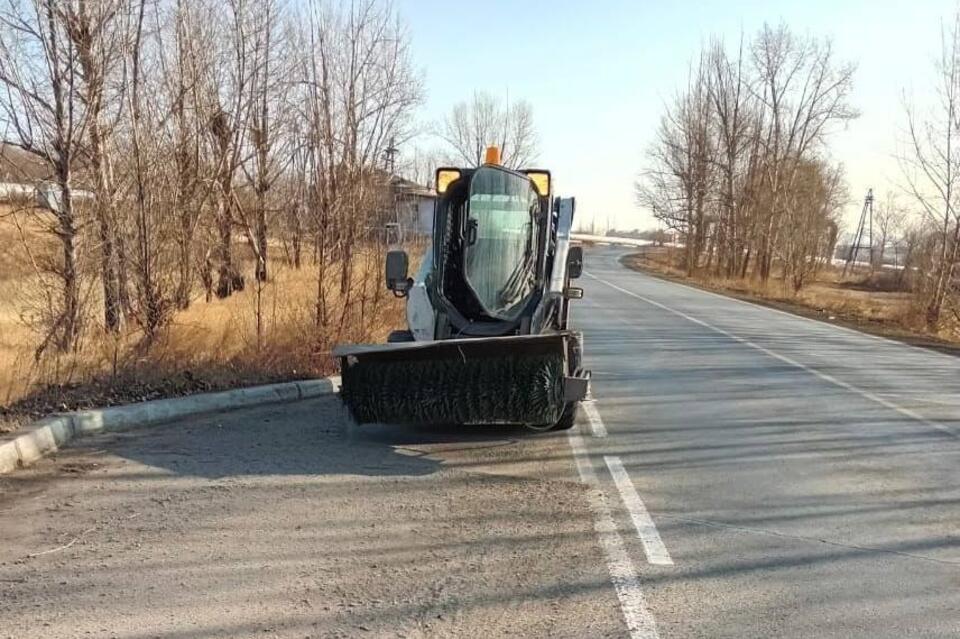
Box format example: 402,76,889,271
333,147,589,430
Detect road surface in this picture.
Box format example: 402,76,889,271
579,247,960,638
2,246,959,638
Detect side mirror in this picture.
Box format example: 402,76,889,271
567,245,583,279
385,250,411,296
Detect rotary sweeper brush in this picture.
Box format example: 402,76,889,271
333,147,590,430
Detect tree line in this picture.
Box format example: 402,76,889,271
0,0,421,357
637,24,857,292
640,17,960,333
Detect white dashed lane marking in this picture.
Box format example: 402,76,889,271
604,455,674,566
567,426,661,639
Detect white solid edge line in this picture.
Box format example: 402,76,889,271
585,271,958,439
583,400,608,438
567,427,660,639
604,456,674,566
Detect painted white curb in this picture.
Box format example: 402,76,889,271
0,376,340,475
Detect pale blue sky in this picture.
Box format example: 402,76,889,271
394,0,957,232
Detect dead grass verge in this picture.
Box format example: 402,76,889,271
0,214,407,432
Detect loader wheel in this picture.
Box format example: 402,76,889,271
551,402,579,431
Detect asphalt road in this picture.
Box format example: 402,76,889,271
0,400,624,638
2,246,959,638
579,246,960,638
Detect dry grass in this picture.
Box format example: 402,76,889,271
0,209,407,430
625,246,960,346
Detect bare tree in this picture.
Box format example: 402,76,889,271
900,10,960,328
896,217,929,288
0,0,88,352
440,91,538,169
124,0,172,335
402,144,447,187
637,55,715,275
203,0,257,299
235,0,290,284
295,0,421,339
750,23,858,281
872,192,906,269
164,0,208,309
62,0,130,333
705,36,756,277
779,160,845,291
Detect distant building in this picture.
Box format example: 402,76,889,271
0,143,94,209
389,175,436,238
0,143,47,205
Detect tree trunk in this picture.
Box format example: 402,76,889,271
96,208,121,331
88,109,122,331
255,192,268,281
116,231,132,316
59,221,80,351
215,195,242,298
56,170,80,352
175,213,194,309
292,212,302,269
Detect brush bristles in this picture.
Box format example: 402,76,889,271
340,352,566,425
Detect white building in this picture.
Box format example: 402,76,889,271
390,176,436,238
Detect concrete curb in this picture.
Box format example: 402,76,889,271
0,376,340,475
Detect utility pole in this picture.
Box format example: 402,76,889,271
382,137,402,245
843,189,874,277
382,137,398,175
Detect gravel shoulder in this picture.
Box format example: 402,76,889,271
0,396,624,638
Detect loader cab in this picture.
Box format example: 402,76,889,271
431,160,551,337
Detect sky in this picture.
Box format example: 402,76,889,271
393,0,958,233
